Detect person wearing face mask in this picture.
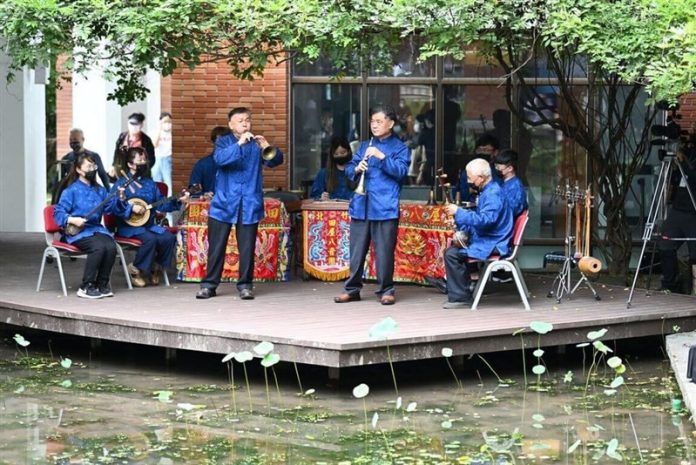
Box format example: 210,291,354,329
110,147,190,287
114,112,156,171
439,158,513,309
493,149,528,217
152,112,174,199
310,137,355,201
53,153,131,299
454,134,501,203
53,129,111,204
333,105,410,306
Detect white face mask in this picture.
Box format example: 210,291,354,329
128,122,142,134
162,122,172,132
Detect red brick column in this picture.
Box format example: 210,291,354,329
170,61,289,191
55,57,73,159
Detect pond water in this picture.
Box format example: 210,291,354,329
1,331,694,465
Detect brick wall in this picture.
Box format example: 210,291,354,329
170,60,289,191
679,93,696,139
55,57,72,159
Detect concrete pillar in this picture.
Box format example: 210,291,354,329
0,51,46,232
72,68,161,170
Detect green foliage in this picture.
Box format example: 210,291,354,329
1,0,693,105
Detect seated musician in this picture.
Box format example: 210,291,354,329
441,158,513,309
310,136,355,201
110,147,190,287
493,149,528,217
454,134,501,203
188,126,230,198
53,153,131,299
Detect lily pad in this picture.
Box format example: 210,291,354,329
441,420,453,429
352,383,369,398
593,340,613,354
567,440,581,453
406,402,417,412
13,334,30,347
371,412,379,428
587,328,608,340
253,341,274,356
221,352,235,363
261,353,280,367
529,321,553,334
610,376,624,389
607,356,622,368
369,317,399,340
532,364,546,375
60,358,72,369
532,413,545,422
234,351,253,363
576,342,590,348
441,347,453,357
533,349,544,358
60,380,72,388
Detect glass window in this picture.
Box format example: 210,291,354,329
368,39,435,78
521,49,589,80
443,51,507,79
293,55,361,77
292,84,361,190
519,85,588,239
368,85,436,198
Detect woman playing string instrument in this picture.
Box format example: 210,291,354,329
110,146,190,287
53,152,131,299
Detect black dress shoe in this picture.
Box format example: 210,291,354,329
196,288,216,299
239,289,255,300
424,276,448,294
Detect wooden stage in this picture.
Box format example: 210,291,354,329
2,232,696,370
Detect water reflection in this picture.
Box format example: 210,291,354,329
0,338,694,464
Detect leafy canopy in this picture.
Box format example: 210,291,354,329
0,0,694,104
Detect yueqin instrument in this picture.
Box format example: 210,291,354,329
125,184,201,227
65,172,139,236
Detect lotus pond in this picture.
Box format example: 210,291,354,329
1,327,695,465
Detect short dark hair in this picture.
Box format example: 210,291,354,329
128,112,146,123
370,105,397,123
475,133,500,150
159,112,172,119
228,107,251,120
210,126,229,143
494,149,518,170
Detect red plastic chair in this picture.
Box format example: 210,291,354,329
103,213,170,286
468,210,531,311
37,205,132,296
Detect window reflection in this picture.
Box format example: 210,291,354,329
292,84,361,191
368,85,436,192
369,39,435,77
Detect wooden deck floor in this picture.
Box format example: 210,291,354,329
2,232,696,369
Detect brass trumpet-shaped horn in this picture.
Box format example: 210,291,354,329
261,145,277,161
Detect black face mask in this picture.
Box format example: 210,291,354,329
70,142,82,152
334,155,352,166
84,170,97,182
135,164,148,177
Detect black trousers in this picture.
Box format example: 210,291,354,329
344,218,398,296
202,216,258,291
133,230,176,273
443,246,472,302
73,233,117,288
659,208,696,289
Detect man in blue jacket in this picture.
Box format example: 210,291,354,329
334,105,410,305
196,108,284,300
494,149,528,217
442,158,513,308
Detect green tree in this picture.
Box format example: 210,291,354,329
1,0,694,275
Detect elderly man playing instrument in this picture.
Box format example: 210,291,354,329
442,158,513,309
196,107,284,301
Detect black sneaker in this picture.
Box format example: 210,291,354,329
424,276,448,294
77,285,103,299
491,270,513,283
99,284,114,298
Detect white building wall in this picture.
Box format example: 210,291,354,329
0,51,46,232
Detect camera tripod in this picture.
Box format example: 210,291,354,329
627,153,696,308
547,184,601,303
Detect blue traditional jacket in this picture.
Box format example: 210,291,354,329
189,153,217,195
502,175,528,217
453,180,513,260
209,133,284,225
310,168,353,200
345,134,410,221
54,179,129,244
110,176,179,237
